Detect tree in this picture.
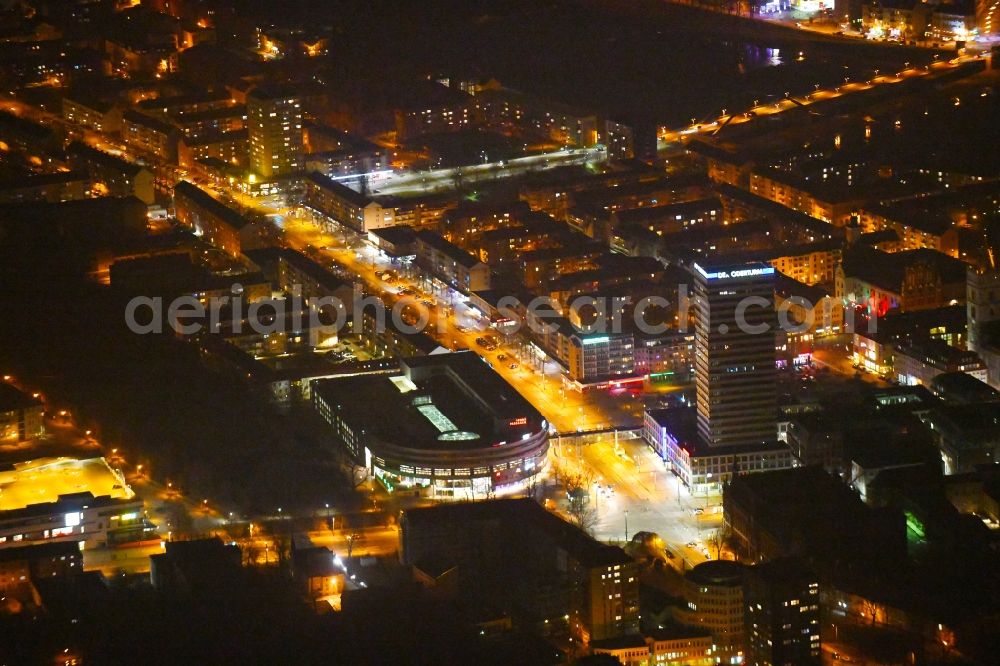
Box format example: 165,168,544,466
860,598,881,626
706,522,734,560
568,499,600,536
523,473,544,501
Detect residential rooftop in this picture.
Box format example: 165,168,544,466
403,498,633,568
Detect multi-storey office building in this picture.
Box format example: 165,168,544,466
693,262,778,449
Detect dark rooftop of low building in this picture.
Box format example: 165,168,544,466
137,90,232,113
63,91,117,114
925,403,1000,440
313,352,542,451
686,559,746,586
840,245,968,293
110,251,266,297
247,83,301,102
416,230,481,268
930,372,1000,404
646,405,788,456
775,272,832,303
173,180,249,230
171,104,246,123
369,224,417,248
122,109,178,136
67,141,146,177
0,540,81,564
305,170,373,207
613,197,722,227
590,634,648,651
0,170,87,191
0,382,42,412
403,498,633,568
894,338,982,367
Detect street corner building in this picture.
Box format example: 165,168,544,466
312,351,549,499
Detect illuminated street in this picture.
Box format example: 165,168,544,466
1,0,997,661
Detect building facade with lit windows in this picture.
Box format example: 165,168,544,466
173,180,256,257
177,130,248,169
400,498,639,643
0,541,82,596
567,331,636,387
764,241,841,287
590,628,716,665
247,84,304,178
744,558,821,666
313,352,548,499
749,168,860,226
414,230,492,294
693,262,779,449
66,141,156,205
837,246,967,316
674,560,747,665
0,383,44,443
967,264,1000,354
643,407,794,496
0,494,150,551
0,457,153,550
893,338,987,387
121,110,179,162
851,304,968,377
62,94,122,134
641,261,794,495
0,172,89,205
304,171,385,233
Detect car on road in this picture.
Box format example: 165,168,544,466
497,354,507,362
693,507,704,515
686,542,697,548
508,363,519,370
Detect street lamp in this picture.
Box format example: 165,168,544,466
624,510,629,542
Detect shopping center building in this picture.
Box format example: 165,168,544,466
313,352,549,499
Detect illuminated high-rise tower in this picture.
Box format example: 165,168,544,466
247,84,304,178
693,261,778,448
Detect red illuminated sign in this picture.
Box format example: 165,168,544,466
508,417,527,427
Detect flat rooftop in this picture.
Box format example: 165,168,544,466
646,406,786,457
0,383,41,413
313,352,543,451
404,498,631,568
0,457,133,512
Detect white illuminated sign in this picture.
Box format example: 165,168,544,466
694,263,775,281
